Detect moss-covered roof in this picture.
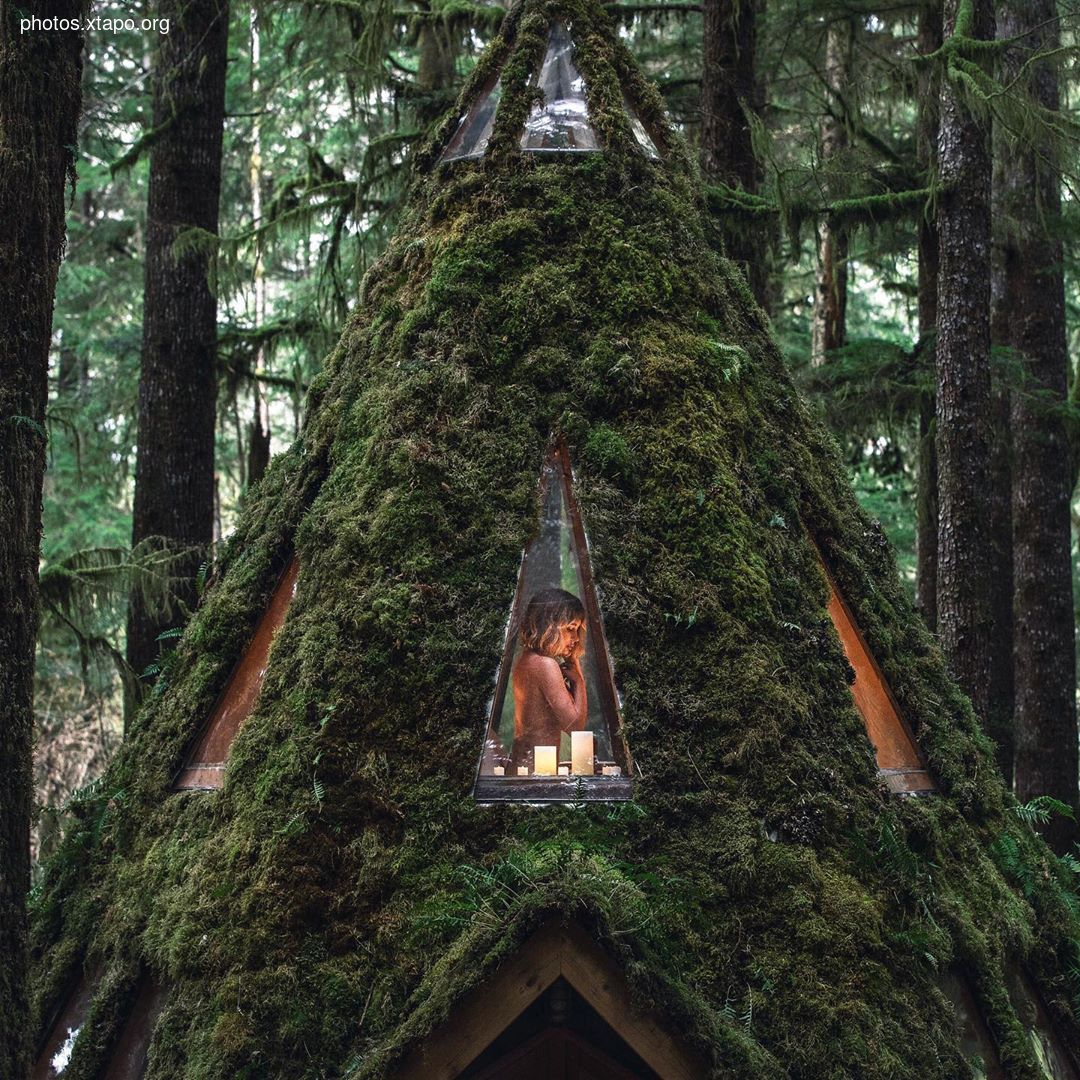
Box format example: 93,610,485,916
30,1,1080,1076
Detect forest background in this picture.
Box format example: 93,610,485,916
23,0,1080,869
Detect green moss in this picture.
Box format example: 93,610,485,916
28,0,1080,1076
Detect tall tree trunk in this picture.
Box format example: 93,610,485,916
986,145,1015,788
935,0,994,724
701,0,768,306
247,7,270,488
126,0,229,713
999,0,1077,850
0,0,85,1071
915,0,941,630
810,18,852,366
414,6,458,125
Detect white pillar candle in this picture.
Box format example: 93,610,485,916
558,766,569,776
517,766,529,776
493,766,505,776
534,746,558,775
571,731,595,776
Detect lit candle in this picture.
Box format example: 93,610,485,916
517,766,529,776
493,766,505,776
534,746,558,775
558,766,569,776
571,731,595,776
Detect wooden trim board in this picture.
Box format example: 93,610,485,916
395,923,704,1079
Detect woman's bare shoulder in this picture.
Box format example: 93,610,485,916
516,651,561,676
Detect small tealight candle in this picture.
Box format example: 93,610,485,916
534,745,558,776
558,766,569,776
517,766,529,776
571,730,595,776
493,766,505,776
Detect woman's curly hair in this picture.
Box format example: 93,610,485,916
519,588,586,658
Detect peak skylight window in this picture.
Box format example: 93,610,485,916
623,94,660,158
475,441,630,802
521,23,600,153
440,75,503,163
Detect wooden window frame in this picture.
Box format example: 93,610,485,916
174,555,299,791
811,538,935,795
474,441,632,803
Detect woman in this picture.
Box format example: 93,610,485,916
511,588,589,768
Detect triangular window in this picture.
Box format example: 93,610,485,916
940,973,1004,1079
814,546,935,795
174,557,299,790
623,94,660,158
1006,965,1080,1078
521,23,600,153
440,74,503,163
475,442,629,802
33,967,101,1079
101,976,168,1080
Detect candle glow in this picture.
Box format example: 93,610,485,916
534,745,558,775
571,730,595,776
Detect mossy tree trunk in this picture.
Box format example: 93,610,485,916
700,0,768,306
915,0,940,631
998,0,1078,849
246,10,271,489
126,0,229,713
934,0,994,725
0,0,85,1071
810,17,852,366
414,6,459,125
987,138,1015,788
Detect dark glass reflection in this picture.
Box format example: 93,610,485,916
441,76,503,163
521,24,600,153
1006,967,1080,1080
940,974,1004,1079
623,95,660,158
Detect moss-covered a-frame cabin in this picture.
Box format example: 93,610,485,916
28,1,1080,1076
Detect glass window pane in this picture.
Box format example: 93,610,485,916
815,546,935,795
1006,966,1080,1080
521,23,600,153
175,557,299,790
476,444,628,800
940,973,1005,1079
623,95,660,158
440,75,503,163
33,968,101,1079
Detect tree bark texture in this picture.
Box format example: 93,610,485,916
810,18,852,366
935,0,994,725
0,0,85,1071
998,0,1077,849
127,0,229,700
915,0,941,630
701,0,769,306
985,147,1015,788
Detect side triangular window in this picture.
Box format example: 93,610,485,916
521,23,600,153
623,94,660,158
814,544,935,796
174,557,299,790
440,74,503,163
475,442,629,801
